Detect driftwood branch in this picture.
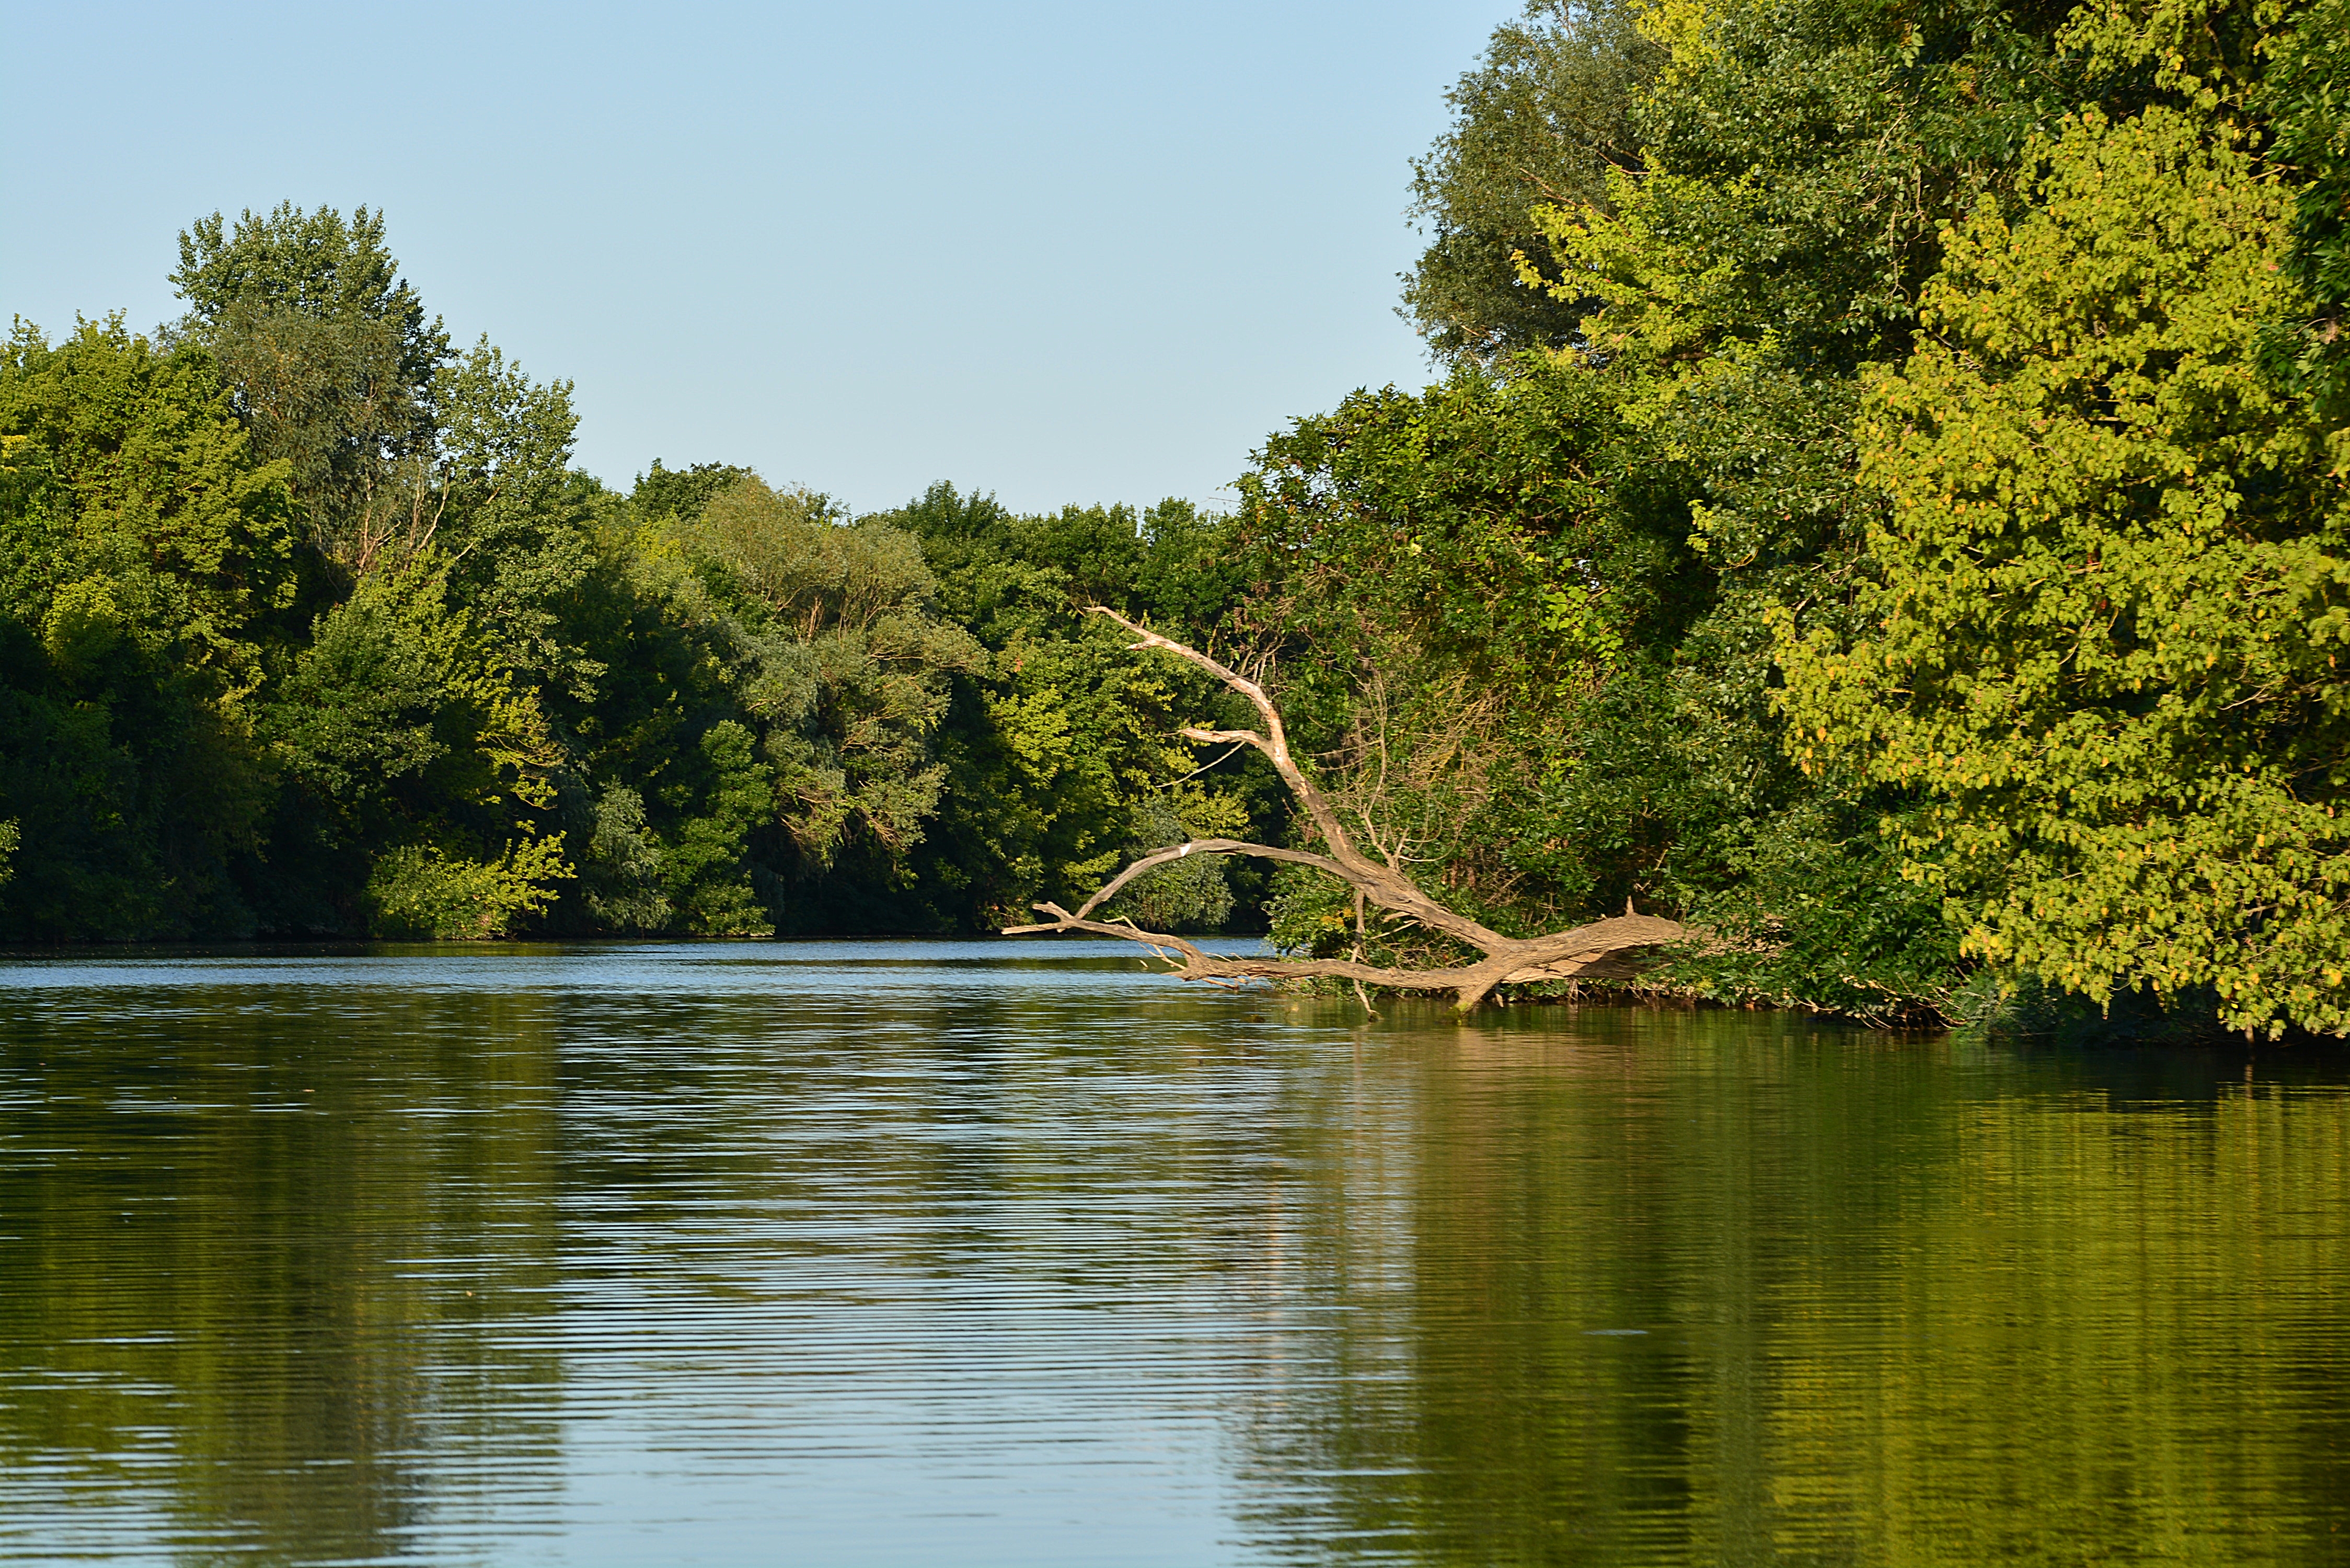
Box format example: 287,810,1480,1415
1003,610,1699,1010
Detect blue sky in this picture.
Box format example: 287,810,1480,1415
1,1,1511,515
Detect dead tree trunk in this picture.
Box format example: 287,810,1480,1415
1002,609,1696,1010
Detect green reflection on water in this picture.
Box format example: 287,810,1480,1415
0,953,2344,1566
1230,1014,2350,1566
0,983,566,1563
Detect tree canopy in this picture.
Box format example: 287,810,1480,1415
4,0,2347,1037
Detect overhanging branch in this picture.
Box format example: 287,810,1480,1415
1005,613,1701,1011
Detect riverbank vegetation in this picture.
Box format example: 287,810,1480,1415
4,0,2345,1036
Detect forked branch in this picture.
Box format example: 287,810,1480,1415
1003,609,1697,1010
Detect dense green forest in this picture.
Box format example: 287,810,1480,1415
4,0,2346,1036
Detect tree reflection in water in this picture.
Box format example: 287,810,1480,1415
1220,1012,2350,1566
0,947,2343,1566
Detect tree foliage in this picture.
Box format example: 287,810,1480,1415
0,318,295,937
171,204,450,568
1268,0,2350,1030
5,0,2347,1039
0,211,1032,942
867,483,1268,934
1780,101,2350,1035
1404,0,1661,365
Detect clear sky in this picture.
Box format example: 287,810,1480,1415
1,1,1510,516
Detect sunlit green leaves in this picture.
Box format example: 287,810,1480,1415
0,318,295,694
1780,103,2350,1034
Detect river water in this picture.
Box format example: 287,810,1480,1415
0,940,2344,1565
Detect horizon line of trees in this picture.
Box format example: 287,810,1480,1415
5,0,2347,1039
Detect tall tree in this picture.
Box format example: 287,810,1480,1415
1403,0,1660,367
1778,89,2350,1035
170,203,451,571
1273,0,2077,1016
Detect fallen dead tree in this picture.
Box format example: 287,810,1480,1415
1003,609,1697,1010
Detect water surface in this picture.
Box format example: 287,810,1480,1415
2,941,2345,1565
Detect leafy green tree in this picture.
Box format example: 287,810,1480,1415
532,485,740,932
531,474,987,935
1,318,296,692
363,836,571,939
1252,0,2089,1013
1535,0,2064,374
1778,101,2350,1036
429,339,595,689
1236,365,1660,947
673,479,982,896
1404,0,1660,366
171,204,450,569
154,203,598,937
632,459,754,526
1106,794,1237,931
5,204,1266,943
242,329,588,937
1228,363,1963,1015
576,782,670,932
0,318,296,939
261,555,571,936
650,719,773,935
172,207,595,693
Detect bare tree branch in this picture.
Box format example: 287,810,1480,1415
1092,607,1512,952
1070,839,1349,922
1006,612,1702,1010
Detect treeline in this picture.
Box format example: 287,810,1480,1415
0,219,1271,944
5,0,2349,1036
